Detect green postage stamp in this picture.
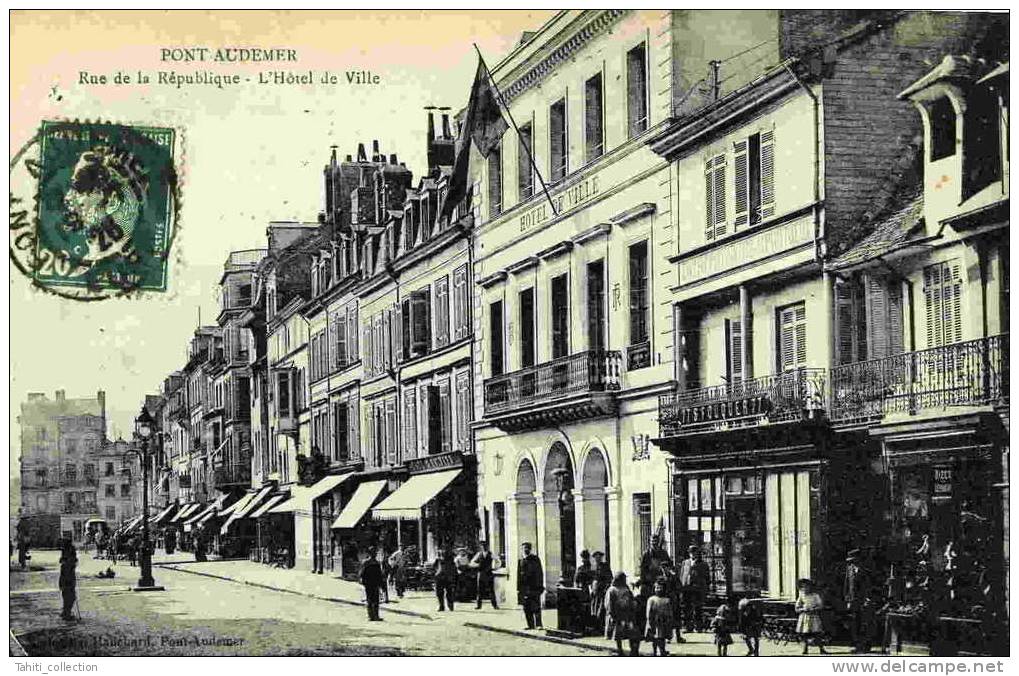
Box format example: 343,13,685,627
22,121,177,295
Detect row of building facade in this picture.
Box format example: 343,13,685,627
136,10,1008,622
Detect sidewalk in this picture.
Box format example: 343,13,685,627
156,558,915,656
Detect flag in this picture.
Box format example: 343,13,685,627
441,57,509,220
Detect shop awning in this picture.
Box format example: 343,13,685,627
184,494,232,526
332,480,387,529
120,514,144,533
150,504,178,526
250,494,288,518
372,469,461,521
268,474,354,516
220,484,275,534
169,503,201,523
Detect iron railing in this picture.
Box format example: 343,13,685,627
830,333,1009,424
484,350,622,415
659,368,827,436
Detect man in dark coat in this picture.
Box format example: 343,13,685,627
58,538,78,621
471,540,498,609
517,542,544,630
638,535,673,597
843,549,872,653
679,544,710,631
360,546,384,621
431,545,457,611
17,533,30,569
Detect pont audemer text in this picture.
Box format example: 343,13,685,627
160,47,298,63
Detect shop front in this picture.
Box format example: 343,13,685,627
267,474,353,571
331,478,389,578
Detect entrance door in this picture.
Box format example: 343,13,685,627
543,443,576,586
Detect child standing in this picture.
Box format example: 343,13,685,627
645,579,675,656
605,572,640,656
710,603,733,656
795,578,827,655
738,597,763,656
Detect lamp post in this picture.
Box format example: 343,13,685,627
125,406,164,592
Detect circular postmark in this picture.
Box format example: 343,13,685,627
10,120,180,301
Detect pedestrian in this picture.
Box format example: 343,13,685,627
387,545,406,599
431,545,457,611
360,546,384,621
662,563,686,643
194,534,208,562
737,597,763,656
638,534,673,598
165,528,177,555
795,578,827,655
127,536,138,567
377,546,391,603
605,571,639,656
590,551,612,633
645,579,675,656
710,603,734,656
679,544,710,632
574,549,593,590
17,533,30,569
471,540,498,609
454,547,473,602
58,538,78,621
843,549,870,653
516,542,544,630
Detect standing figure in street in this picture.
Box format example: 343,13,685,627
127,535,138,567
471,540,498,609
194,534,208,562
58,538,78,621
738,597,763,656
574,549,593,590
377,546,391,603
17,533,30,569
360,546,384,621
432,545,457,612
645,579,675,656
590,551,612,633
605,571,639,656
387,545,406,599
843,549,870,653
516,542,544,630
165,528,176,555
710,603,734,656
795,578,827,655
638,535,673,598
454,547,473,602
679,544,710,632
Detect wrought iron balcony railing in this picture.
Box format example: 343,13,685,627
659,368,827,436
484,350,622,415
830,333,1009,425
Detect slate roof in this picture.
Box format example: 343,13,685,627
828,194,925,270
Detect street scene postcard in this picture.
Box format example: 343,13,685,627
7,8,1013,665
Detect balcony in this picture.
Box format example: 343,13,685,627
659,368,827,437
830,334,1009,426
484,350,622,431
214,462,251,488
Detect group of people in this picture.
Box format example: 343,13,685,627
91,530,153,566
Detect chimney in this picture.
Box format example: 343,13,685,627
389,153,397,164
356,143,367,162
345,154,352,162
372,140,380,162
330,145,338,167
56,389,65,402
441,114,452,139
427,111,435,141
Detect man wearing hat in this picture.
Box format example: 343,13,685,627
679,544,710,632
843,549,871,652
590,550,613,632
471,540,498,609
638,534,673,598
516,542,544,629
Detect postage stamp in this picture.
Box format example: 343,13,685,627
10,120,178,298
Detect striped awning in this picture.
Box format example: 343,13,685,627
169,503,201,523
150,504,179,526
250,494,288,518
371,470,461,521
184,493,234,526
220,485,275,534
332,480,387,529
268,474,354,515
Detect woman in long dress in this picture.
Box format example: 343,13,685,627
605,571,640,656
795,578,827,655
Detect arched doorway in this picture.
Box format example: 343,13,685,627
542,442,576,588
581,449,610,565
515,459,538,558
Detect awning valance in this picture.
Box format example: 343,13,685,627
220,485,275,534
269,474,354,516
331,480,387,529
250,493,288,518
371,470,461,521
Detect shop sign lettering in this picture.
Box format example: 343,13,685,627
519,174,600,232
680,396,772,427
933,465,953,497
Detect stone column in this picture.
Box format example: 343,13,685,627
605,487,622,573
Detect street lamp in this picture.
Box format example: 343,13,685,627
123,405,164,592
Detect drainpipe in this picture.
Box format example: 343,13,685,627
783,62,824,262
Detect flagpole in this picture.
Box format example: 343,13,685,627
473,44,558,217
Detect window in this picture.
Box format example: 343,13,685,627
105,506,116,522
633,492,652,571
34,468,47,487
105,484,116,497
455,370,471,450
924,260,963,348
427,385,443,456
518,122,534,201
489,300,505,376
725,319,743,384
628,241,650,346
418,383,431,457
452,264,469,340
704,154,727,240
835,279,868,365
587,260,606,353
551,274,570,359
347,306,359,362
493,501,507,567
333,402,349,461
778,303,807,372
408,288,432,358
519,289,535,368
488,144,502,218
435,276,450,348
585,72,604,162
385,397,398,466
626,42,648,138
277,371,291,417
121,484,131,497
930,97,956,161
403,388,417,460
439,380,452,455
765,471,814,598
734,131,776,228
864,274,904,360
549,98,568,182
963,87,1003,199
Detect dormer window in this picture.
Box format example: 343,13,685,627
929,97,957,161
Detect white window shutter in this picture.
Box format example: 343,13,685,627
733,139,749,229
760,129,776,219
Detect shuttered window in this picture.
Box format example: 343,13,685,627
490,300,505,376
334,402,348,461
550,98,568,182
628,241,649,345
551,273,570,359
410,288,432,358
418,383,431,457
585,72,604,162
704,154,726,241
519,289,535,368
626,42,648,138
725,319,743,384
347,305,358,361
403,388,417,460
734,140,750,229
835,279,867,365
488,145,502,218
865,274,905,360
455,371,471,451
759,129,776,219
587,259,606,354
452,264,469,340
385,397,398,466
924,260,964,348
439,379,452,455
778,303,807,372
435,276,450,348
336,311,348,368
518,122,534,201
733,130,776,230
427,385,442,455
